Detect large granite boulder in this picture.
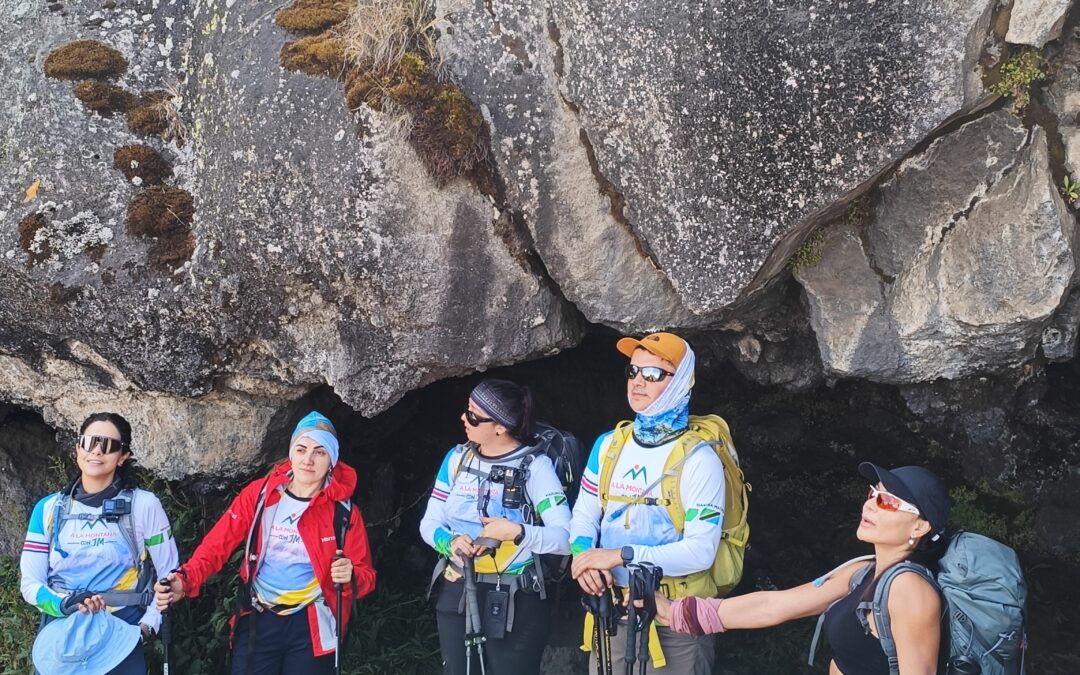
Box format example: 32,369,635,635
438,0,997,321
0,0,580,475
796,112,1077,383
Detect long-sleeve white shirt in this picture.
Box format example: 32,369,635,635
569,429,726,587
20,488,179,631
419,443,571,575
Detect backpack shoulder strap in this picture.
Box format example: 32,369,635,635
807,556,875,666
664,415,742,535
597,422,634,512
866,562,937,675
448,443,477,483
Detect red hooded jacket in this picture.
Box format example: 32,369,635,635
178,460,376,656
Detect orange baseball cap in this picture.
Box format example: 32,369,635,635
616,332,687,367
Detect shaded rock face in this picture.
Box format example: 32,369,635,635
440,0,995,319
797,113,1077,383
0,0,581,465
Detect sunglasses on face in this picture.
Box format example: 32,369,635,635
77,435,127,455
867,485,920,516
464,409,494,427
624,364,675,383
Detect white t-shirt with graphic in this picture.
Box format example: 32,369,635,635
569,430,726,587
252,491,321,614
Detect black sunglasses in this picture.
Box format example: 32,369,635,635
625,364,675,383
77,434,127,454
464,409,494,426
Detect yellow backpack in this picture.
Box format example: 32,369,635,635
597,414,750,598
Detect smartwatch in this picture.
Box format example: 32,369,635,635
620,545,634,566
513,524,526,546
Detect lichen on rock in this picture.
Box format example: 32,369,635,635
44,40,127,79
16,205,114,269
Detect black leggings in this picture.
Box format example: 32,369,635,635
436,579,551,675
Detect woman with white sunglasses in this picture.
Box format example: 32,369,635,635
20,412,179,674
654,463,951,675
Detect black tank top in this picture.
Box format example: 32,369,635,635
822,565,890,675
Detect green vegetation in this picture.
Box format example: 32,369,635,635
0,557,38,675
1060,175,1080,205
950,483,1037,552
789,227,827,273
991,49,1046,112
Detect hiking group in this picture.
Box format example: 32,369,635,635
18,332,1028,675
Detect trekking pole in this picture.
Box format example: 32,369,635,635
333,552,345,675
626,564,663,675
582,585,613,675
462,554,487,675
158,578,172,675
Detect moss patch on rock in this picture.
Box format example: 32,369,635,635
126,186,195,268
789,227,827,272
113,144,172,185
345,53,489,185
17,213,51,267
281,33,347,77
275,0,351,34
74,80,136,114
44,40,127,80
127,100,169,136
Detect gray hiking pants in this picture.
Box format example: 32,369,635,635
588,622,716,675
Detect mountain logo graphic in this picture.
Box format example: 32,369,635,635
622,464,648,482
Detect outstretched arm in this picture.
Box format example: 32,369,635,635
657,561,871,631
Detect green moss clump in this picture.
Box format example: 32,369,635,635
73,80,137,114
789,227,827,273
345,53,489,184
44,40,127,79
845,195,873,229
411,87,488,184
126,186,195,268
113,144,172,185
280,32,346,77
18,213,52,267
991,49,1046,111
275,0,351,34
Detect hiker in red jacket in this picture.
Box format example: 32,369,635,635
154,411,376,674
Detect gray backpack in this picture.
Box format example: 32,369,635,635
810,532,1027,675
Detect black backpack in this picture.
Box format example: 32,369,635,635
530,422,587,508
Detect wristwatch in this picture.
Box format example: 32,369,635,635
513,524,526,545
620,545,634,566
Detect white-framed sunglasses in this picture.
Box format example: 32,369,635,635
867,485,921,516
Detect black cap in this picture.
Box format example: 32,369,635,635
859,463,950,539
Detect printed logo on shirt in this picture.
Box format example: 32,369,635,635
80,516,109,530
622,464,648,482
684,507,722,525
282,511,304,526
536,495,567,516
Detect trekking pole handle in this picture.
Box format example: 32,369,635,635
158,579,172,639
